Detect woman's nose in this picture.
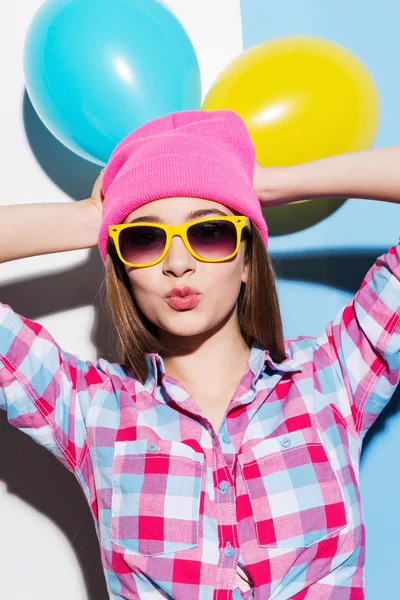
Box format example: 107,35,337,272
162,234,195,274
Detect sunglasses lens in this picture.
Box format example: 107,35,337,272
187,220,237,259
119,226,166,265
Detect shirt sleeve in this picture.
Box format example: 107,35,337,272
0,301,109,472
314,243,400,440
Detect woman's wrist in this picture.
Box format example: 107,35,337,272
76,198,102,247
254,164,305,207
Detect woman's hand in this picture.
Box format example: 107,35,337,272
76,168,106,246
85,168,106,214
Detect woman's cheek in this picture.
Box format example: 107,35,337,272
127,278,157,319
135,287,158,316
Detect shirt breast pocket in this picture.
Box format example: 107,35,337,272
111,439,204,556
238,427,347,548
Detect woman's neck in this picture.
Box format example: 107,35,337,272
160,313,251,391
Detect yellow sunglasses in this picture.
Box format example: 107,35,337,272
108,215,251,268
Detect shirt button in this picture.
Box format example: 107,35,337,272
219,480,230,493
222,433,231,444
223,542,235,558
147,442,159,453
280,437,291,448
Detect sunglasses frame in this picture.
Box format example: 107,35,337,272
108,215,251,268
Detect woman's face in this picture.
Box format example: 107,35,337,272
121,197,250,341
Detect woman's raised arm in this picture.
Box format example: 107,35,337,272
0,169,108,476
0,170,104,264
254,145,400,206
253,146,400,439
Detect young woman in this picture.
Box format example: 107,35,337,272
0,109,399,600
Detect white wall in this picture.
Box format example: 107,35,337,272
0,1,243,598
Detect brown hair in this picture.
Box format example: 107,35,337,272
102,223,286,384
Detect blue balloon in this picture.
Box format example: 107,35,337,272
23,0,201,165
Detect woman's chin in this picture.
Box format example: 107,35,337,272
156,313,214,339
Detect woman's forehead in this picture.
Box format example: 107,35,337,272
122,197,243,224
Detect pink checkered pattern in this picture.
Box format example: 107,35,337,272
1,244,399,600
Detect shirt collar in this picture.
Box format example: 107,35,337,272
143,343,303,395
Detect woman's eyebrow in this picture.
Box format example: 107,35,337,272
127,208,229,224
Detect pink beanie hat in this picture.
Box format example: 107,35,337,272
98,109,268,263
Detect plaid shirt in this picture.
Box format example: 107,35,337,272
1,244,400,600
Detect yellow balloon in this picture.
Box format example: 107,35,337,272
202,35,380,169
